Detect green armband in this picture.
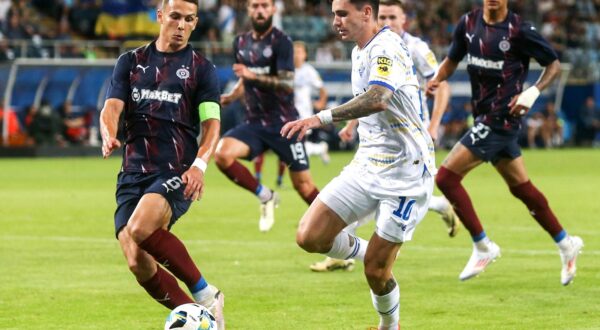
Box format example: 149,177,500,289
199,101,220,122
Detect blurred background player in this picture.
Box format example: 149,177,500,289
309,0,460,273
99,0,224,327
427,0,583,285
282,0,435,328
253,40,330,188
217,0,320,232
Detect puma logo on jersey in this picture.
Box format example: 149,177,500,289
136,65,150,73
466,33,475,43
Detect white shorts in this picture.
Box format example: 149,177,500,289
318,165,433,243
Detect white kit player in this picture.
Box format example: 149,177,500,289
293,41,330,164
281,1,434,328
310,0,460,273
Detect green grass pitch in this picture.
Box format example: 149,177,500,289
0,149,599,329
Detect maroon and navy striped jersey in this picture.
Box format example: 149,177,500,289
448,9,558,131
233,27,299,126
106,41,220,173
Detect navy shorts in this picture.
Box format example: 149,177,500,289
459,122,521,164
224,122,310,171
114,171,192,237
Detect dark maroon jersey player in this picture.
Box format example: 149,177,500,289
216,0,320,233
427,0,582,286
106,41,220,173
99,1,224,327
447,7,558,131
233,27,299,126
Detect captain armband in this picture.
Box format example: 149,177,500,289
198,101,221,122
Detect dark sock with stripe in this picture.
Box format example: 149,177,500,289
138,266,194,309
139,229,201,288
436,166,484,238
302,188,320,205
509,180,564,238
220,161,260,193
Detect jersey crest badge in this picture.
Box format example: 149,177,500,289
263,46,273,58
132,88,141,102
499,40,511,52
176,66,190,80
376,57,392,77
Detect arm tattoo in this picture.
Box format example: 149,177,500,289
331,85,392,122
253,70,294,93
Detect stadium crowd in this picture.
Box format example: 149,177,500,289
0,0,599,148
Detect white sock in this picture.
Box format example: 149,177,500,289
474,236,491,251
371,283,400,329
326,231,368,262
256,185,273,203
191,285,214,303
305,142,322,156
428,195,449,213
557,235,571,250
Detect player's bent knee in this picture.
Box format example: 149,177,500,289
213,149,234,169
296,229,329,253
436,166,461,191
127,223,154,245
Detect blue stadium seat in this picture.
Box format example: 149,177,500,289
11,67,49,110
72,67,113,110
42,68,81,109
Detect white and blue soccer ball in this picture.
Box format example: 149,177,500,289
164,303,217,330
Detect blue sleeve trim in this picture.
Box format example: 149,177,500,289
368,80,395,92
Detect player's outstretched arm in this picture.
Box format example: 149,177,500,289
281,85,391,141
426,57,458,97
509,59,561,117
99,98,124,158
220,79,244,106
428,80,450,141
338,119,358,142
233,63,294,94
182,112,221,201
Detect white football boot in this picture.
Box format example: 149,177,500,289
196,285,225,329
459,241,501,281
559,236,583,286
440,201,461,237
259,191,280,232
309,257,355,272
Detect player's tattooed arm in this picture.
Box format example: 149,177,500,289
252,70,294,93
331,84,392,121
534,59,561,91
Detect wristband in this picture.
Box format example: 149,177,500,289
516,86,540,109
316,109,333,125
191,158,207,173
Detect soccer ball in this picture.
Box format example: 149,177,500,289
164,303,217,330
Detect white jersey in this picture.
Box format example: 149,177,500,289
294,63,324,119
350,27,436,179
401,31,439,126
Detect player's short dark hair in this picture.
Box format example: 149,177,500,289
246,0,275,5
328,0,379,19
379,0,406,10
161,0,198,9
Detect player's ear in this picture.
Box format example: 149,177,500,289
157,8,164,24
363,5,372,21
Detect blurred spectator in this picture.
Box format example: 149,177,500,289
526,101,564,149
576,96,600,145
439,102,472,150
218,0,236,46
58,100,90,145
0,0,10,24
0,32,15,61
527,110,546,148
27,101,63,146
